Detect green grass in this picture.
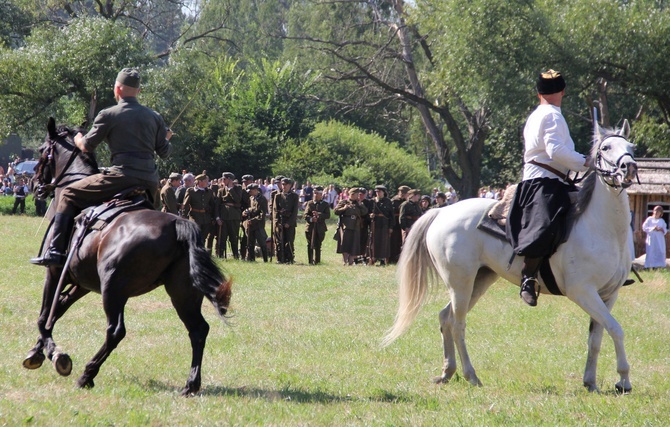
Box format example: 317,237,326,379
1,214,669,426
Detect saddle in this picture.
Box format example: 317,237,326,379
75,188,152,232
476,184,568,296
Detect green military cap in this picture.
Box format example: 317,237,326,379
195,173,208,181
314,186,324,192
436,192,447,199
247,183,259,190
375,185,387,192
398,185,410,193
348,187,360,196
408,189,422,196
116,68,140,88
421,195,431,201
241,174,254,182
169,172,182,180
274,175,284,183
221,172,235,180
281,177,294,185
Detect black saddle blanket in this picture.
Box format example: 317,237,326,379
476,204,563,296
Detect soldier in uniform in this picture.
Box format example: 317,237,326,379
358,188,374,263
272,177,299,263
182,174,219,254
433,192,449,208
217,172,243,259
239,174,254,260
242,183,267,262
334,188,368,265
304,185,331,265
369,185,393,266
389,185,410,264
175,173,194,218
160,172,182,215
420,195,431,214
31,68,172,266
399,189,423,243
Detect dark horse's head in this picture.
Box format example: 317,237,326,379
32,118,98,198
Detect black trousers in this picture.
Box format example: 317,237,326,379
506,177,573,258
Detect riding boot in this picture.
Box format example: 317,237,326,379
314,249,321,265
261,247,268,263
520,257,542,306
307,245,314,265
30,213,74,267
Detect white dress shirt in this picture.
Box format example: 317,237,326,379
522,104,589,182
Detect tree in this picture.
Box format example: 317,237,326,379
273,120,437,191
0,17,149,140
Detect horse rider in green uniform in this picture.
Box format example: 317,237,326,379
31,68,172,267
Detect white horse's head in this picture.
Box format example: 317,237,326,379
591,120,637,189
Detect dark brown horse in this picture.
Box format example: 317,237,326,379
23,118,232,396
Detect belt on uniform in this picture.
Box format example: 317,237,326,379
375,214,386,217
225,203,241,207
404,216,419,220
528,159,568,181
190,208,206,213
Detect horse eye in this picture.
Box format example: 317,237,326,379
602,145,610,151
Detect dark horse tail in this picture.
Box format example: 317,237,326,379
175,219,232,318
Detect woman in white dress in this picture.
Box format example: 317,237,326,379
642,205,668,268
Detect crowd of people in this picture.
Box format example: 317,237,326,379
0,161,47,215
159,171,460,266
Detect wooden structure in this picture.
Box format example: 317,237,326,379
626,158,670,257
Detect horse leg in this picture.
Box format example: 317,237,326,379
165,281,210,396
436,302,457,383
570,290,631,393
77,295,128,389
435,268,497,386
24,274,88,375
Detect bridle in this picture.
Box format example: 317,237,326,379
593,135,638,190
35,130,82,199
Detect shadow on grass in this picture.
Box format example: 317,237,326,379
144,379,415,404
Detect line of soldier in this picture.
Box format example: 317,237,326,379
159,172,453,265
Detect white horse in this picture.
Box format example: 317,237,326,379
383,122,637,393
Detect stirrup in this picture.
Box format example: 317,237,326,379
30,250,66,267
520,276,539,307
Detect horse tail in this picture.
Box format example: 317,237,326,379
174,219,232,319
382,208,441,347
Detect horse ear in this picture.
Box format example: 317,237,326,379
618,119,631,139
47,117,57,138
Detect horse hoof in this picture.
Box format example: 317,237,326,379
23,351,46,370
52,353,72,376
180,386,199,397
615,382,632,394
433,375,450,384
77,377,94,389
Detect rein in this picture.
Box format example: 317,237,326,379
38,133,84,197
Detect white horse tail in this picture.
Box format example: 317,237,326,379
382,208,441,347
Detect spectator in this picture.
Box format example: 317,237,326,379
11,177,29,214
642,205,668,269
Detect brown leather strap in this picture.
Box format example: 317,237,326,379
190,208,206,213
528,159,567,181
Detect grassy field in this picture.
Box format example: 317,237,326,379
1,213,669,426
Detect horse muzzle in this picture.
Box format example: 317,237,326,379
620,162,638,189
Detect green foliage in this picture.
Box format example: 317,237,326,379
273,121,437,191
0,17,150,141
631,113,670,158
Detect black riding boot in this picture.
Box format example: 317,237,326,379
30,213,74,267
261,247,268,263
307,245,314,265
314,249,321,265
520,257,542,307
